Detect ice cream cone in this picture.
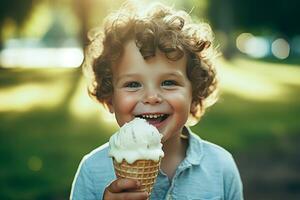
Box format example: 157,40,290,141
113,158,160,198
109,118,164,199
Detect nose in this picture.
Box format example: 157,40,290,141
142,90,162,105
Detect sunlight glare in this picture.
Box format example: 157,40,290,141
0,47,83,68
218,59,289,101
232,58,300,86
0,82,68,112
68,77,118,128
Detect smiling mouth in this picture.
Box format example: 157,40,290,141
135,113,169,125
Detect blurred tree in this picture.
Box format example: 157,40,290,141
231,0,300,37
174,0,236,59
0,0,35,50
71,0,124,47
208,0,300,59
72,0,90,47
208,0,236,59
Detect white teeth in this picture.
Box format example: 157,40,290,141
141,114,164,119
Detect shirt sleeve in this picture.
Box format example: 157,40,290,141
223,154,244,200
70,157,97,200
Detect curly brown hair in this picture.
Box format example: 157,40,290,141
83,3,219,121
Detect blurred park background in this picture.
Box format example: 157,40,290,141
0,0,300,199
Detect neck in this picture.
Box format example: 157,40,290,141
160,129,188,179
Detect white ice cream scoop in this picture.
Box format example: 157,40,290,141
109,118,164,164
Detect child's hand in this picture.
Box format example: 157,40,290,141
103,178,149,200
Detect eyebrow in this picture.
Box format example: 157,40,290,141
115,71,184,83
115,73,140,83
163,71,184,79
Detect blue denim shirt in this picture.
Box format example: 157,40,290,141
70,127,243,200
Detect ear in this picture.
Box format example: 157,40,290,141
105,98,114,113
187,101,200,126
190,101,198,116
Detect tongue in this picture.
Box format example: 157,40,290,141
146,118,161,126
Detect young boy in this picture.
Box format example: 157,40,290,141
70,2,243,200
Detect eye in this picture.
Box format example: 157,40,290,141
124,81,141,88
161,80,177,87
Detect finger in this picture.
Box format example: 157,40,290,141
112,191,149,200
108,178,141,193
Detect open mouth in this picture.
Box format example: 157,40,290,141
135,113,169,125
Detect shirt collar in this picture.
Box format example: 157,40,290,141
182,126,203,166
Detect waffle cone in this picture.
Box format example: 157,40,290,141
113,158,160,198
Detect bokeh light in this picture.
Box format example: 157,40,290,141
28,156,43,172
236,32,253,53
236,33,269,58
271,38,290,59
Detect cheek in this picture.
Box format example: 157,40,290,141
113,91,138,113
167,90,192,111
168,97,192,123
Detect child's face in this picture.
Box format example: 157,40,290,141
108,40,194,143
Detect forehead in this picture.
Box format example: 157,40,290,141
112,40,187,74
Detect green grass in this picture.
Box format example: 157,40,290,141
0,58,300,199
0,109,110,199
